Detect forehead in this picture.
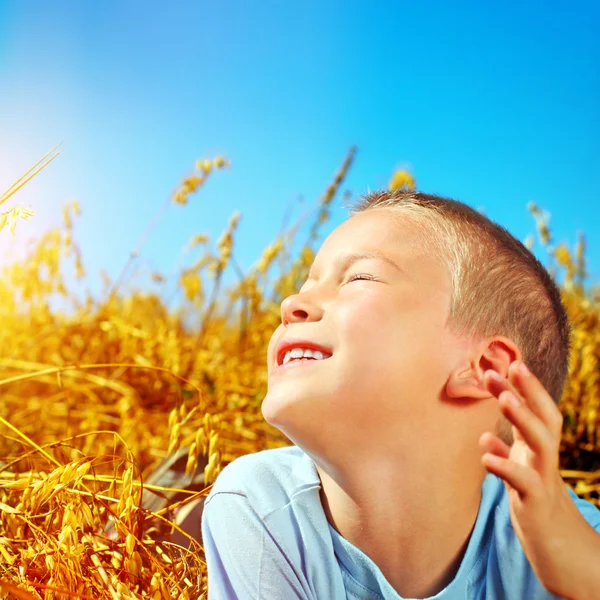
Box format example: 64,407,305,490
316,208,432,265
311,208,452,291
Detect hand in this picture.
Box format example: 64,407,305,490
479,360,599,599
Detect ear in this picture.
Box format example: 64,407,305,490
446,336,522,401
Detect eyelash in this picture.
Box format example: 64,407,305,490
346,273,377,283
299,273,377,293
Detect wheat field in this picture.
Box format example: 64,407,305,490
0,147,598,598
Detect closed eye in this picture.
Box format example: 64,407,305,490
346,273,377,283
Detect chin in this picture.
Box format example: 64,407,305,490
261,389,323,440
261,390,297,428
260,393,279,426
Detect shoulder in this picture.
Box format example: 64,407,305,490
478,475,600,596
565,486,600,530
205,445,321,519
201,446,342,599
488,475,600,542
488,475,600,530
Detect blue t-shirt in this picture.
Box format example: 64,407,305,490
201,445,600,599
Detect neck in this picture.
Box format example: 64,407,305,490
315,443,486,599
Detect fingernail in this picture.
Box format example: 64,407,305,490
519,362,530,377
507,392,520,409
487,370,503,382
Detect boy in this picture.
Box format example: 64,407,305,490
201,191,600,599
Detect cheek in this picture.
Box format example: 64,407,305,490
337,294,419,349
336,295,443,379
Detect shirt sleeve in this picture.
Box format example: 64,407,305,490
566,486,600,531
201,491,317,600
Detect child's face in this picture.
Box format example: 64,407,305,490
263,208,474,456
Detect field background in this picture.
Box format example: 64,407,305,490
1,2,599,598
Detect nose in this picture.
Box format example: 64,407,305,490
280,289,323,326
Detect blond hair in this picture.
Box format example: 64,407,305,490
349,190,571,444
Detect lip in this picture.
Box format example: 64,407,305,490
270,358,329,376
272,337,333,372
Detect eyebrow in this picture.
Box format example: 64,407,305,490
308,250,405,279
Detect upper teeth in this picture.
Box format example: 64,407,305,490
282,347,327,364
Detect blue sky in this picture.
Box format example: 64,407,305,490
1,1,599,301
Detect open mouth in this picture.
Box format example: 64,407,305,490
274,343,333,370
280,348,330,365
272,356,331,374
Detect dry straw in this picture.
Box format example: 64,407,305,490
0,148,598,598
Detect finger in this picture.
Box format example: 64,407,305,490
479,432,511,460
485,366,562,442
481,453,540,499
508,361,564,439
484,369,526,411
498,390,557,463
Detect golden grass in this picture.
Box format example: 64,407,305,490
0,148,598,598
0,145,60,235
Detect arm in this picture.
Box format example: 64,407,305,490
201,491,316,600
480,360,600,600
555,516,600,600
